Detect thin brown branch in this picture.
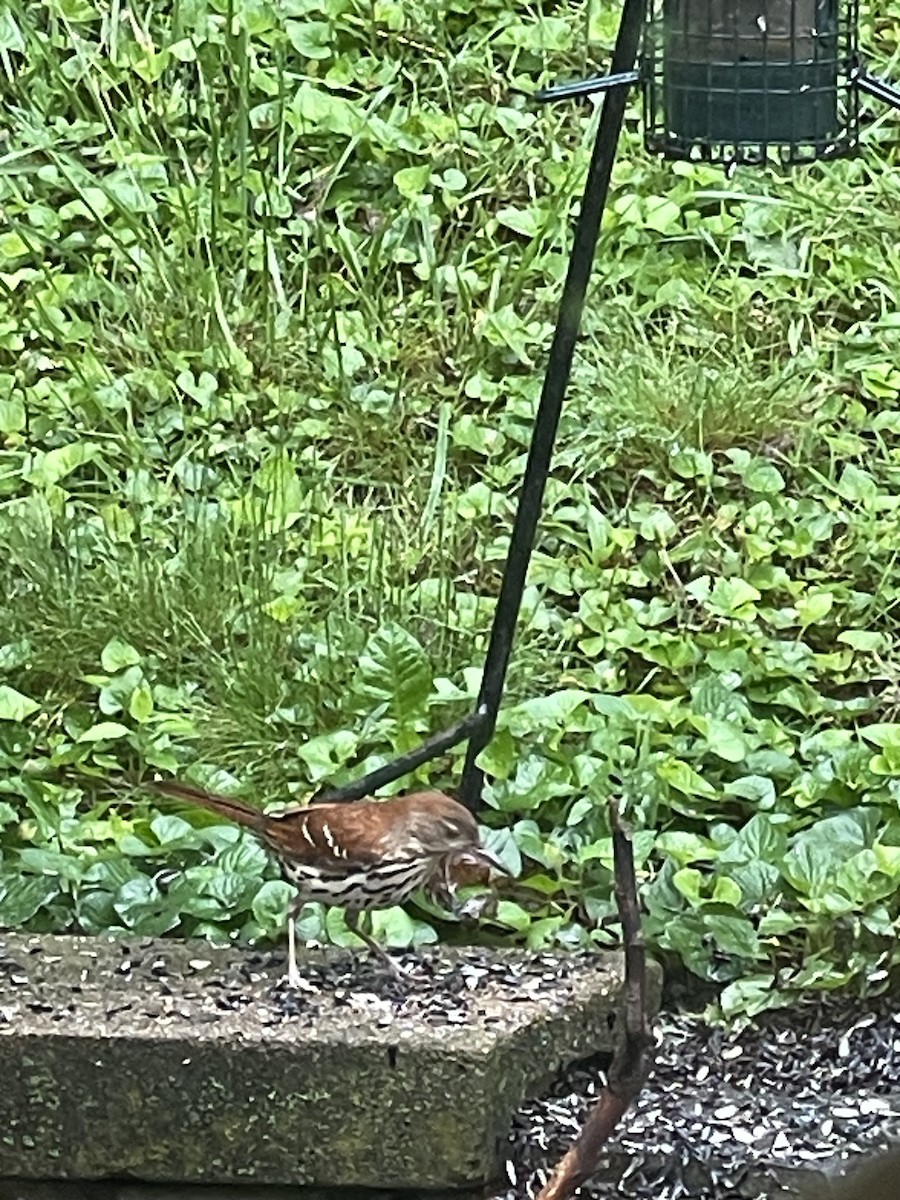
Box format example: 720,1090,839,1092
536,798,654,1200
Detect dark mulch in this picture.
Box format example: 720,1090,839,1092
498,993,900,1198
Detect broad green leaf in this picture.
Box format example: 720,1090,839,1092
637,507,678,543
370,906,418,947
0,397,25,432
0,685,39,721
873,844,900,878
720,976,783,1019
758,908,805,936
175,370,218,405
0,876,60,925
796,590,834,627
782,813,872,894
673,867,703,903
19,847,84,881
0,231,30,260
685,575,711,604
294,904,325,942
511,819,557,868
490,900,532,933
325,906,361,947
77,721,132,742
706,577,761,619
393,165,431,199
264,595,300,622
150,814,195,844
655,831,717,864
200,872,255,911
705,910,761,958
643,196,682,234
719,812,787,864
75,890,121,934
481,825,523,876
81,857,142,889
355,623,432,722
832,851,884,907
128,683,154,722
712,877,743,906
837,630,886,652
505,689,591,734
23,788,68,841
697,716,747,763
861,906,895,937
101,638,141,672
103,172,159,215
527,916,568,949
835,463,877,504
495,206,542,238
291,83,358,136
116,833,159,857
858,724,900,750
727,860,780,907
99,665,143,715
215,839,269,876
477,728,516,780
252,879,293,929
658,758,717,798
742,460,785,494
295,730,359,782
113,877,180,935
23,441,99,486
0,638,31,670
724,776,777,809
566,795,595,826
235,451,307,535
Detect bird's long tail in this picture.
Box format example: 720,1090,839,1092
150,779,268,832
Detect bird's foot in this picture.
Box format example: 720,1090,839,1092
379,953,416,982
286,964,319,993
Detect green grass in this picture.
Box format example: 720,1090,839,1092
1,0,900,1017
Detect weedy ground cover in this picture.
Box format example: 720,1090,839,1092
1,0,899,1017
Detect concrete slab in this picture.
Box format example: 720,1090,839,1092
0,935,661,1190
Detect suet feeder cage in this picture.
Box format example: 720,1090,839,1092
643,0,860,164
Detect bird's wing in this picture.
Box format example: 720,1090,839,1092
264,801,393,870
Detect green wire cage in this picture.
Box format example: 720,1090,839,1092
642,0,862,163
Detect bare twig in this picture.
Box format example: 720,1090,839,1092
536,799,654,1200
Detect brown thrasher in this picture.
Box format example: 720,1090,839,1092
151,780,502,986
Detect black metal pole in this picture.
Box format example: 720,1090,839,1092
534,68,641,103
312,707,489,803
856,65,900,111
458,0,645,812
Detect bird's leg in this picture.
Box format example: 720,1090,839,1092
287,913,299,985
345,909,411,981
285,898,317,992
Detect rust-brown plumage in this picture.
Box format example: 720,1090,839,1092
151,780,500,985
